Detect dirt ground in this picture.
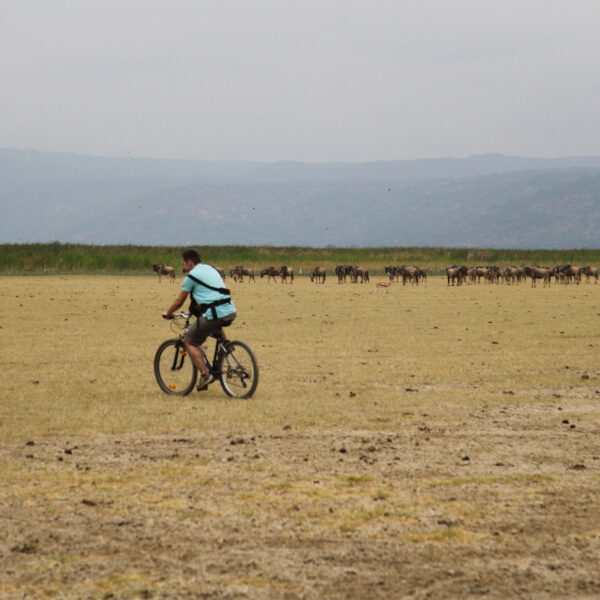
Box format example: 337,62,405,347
2,400,599,599
1,275,599,598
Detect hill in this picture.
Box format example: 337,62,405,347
1,149,599,248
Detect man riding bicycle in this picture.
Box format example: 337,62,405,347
162,249,236,389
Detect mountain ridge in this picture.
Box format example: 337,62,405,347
4,147,600,184
1,149,599,248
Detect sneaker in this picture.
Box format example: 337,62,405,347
196,372,215,391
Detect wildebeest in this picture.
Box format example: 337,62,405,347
499,266,518,284
354,267,369,283
153,264,176,283
280,265,294,284
582,266,599,283
335,265,355,283
446,265,468,286
384,266,398,282
469,266,489,284
230,266,256,283
477,266,491,283
487,266,501,283
260,266,280,283
400,266,419,285
524,266,554,287
385,265,425,284
555,265,582,285
310,266,326,283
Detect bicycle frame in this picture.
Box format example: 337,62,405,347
175,314,229,377
203,334,229,378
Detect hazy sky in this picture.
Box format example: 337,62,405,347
3,0,600,162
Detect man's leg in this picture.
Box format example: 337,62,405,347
183,318,215,376
183,340,209,375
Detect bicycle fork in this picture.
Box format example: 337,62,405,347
171,341,188,371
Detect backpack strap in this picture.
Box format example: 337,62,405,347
186,273,230,295
185,271,232,319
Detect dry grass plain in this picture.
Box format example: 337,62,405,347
1,274,599,599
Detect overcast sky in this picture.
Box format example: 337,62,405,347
2,0,600,162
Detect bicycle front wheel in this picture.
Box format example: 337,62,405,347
154,339,197,396
218,341,258,399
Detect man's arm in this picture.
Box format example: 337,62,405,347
163,290,189,319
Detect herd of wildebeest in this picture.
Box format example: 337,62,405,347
153,262,598,287
444,264,598,286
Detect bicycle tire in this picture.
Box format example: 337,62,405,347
154,339,198,396
218,340,259,399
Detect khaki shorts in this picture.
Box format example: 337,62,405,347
184,312,236,346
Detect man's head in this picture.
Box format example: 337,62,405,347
181,249,201,273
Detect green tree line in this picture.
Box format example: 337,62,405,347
1,243,598,275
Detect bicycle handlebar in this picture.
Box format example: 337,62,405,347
162,312,225,341
163,311,192,320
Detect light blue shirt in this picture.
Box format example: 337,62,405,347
181,264,236,320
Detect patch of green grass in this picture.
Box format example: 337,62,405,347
2,242,598,274
344,474,375,486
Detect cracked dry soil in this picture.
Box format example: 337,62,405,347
2,401,599,599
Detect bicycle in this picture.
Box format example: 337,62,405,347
154,312,258,398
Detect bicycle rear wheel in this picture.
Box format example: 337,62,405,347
218,341,258,399
154,339,197,396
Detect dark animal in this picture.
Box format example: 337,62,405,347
335,265,354,283
260,266,280,283
499,266,518,284
582,266,599,283
470,266,489,284
230,266,255,283
401,266,419,285
487,266,500,283
394,266,410,284
446,265,468,286
153,264,176,283
524,266,554,288
310,266,326,283
346,265,357,282
556,265,581,285
354,268,369,283
280,265,294,284
384,266,398,282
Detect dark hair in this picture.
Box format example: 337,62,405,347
181,249,201,264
